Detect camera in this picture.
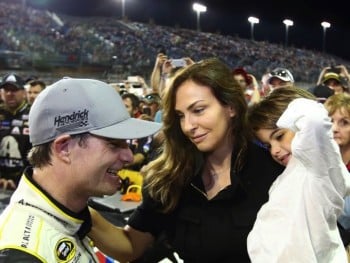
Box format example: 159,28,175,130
127,76,140,83
171,59,186,68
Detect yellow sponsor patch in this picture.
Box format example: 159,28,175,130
55,238,76,262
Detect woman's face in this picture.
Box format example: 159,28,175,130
256,128,295,166
175,80,235,153
330,108,350,148
233,74,248,89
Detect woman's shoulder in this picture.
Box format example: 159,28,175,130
243,141,284,176
247,141,274,161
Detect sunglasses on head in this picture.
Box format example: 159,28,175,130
144,94,160,101
271,70,289,77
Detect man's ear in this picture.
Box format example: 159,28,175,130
52,135,72,163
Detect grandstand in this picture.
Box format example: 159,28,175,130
0,0,349,86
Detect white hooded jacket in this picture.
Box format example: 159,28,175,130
248,98,350,263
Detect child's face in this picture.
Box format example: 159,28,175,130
256,128,295,166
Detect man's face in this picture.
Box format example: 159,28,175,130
1,84,26,110
123,97,134,117
324,79,344,94
27,84,44,105
69,134,134,197
268,77,290,90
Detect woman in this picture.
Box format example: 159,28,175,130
325,93,350,256
247,87,350,262
89,58,284,262
232,67,260,106
325,93,350,170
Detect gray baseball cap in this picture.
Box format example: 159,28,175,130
29,77,162,146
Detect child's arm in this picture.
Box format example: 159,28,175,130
277,98,350,195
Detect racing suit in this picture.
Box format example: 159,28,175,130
0,169,99,262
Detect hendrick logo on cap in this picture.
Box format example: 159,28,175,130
54,109,89,131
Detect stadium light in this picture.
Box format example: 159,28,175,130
121,0,126,19
283,19,294,47
248,16,259,41
321,21,331,53
192,3,207,32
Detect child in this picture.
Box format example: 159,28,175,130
247,87,350,262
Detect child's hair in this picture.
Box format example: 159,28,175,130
324,93,350,116
247,87,316,136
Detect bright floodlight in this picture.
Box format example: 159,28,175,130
192,3,207,32
248,16,259,24
283,19,294,26
248,16,259,40
193,3,207,12
283,19,294,47
321,21,331,29
321,21,331,53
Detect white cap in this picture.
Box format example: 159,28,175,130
268,68,294,84
29,78,161,146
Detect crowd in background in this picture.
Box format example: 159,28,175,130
1,1,350,86
2,1,350,262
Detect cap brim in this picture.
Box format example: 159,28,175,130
0,82,24,89
323,77,340,83
268,76,291,83
90,118,161,139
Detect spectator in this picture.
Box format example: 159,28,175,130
0,77,161,261
308,83,334,103
317,65,350,88
150,53,194,97
122,93,154,171
26,79,46,106
232,67,260,106
150,52,169,94
247,87,350,262
122,92,142,118
325,93,350,248
321,72,348,94
266,67,295,92
88,58,284,262
142,92,161,120
0,73,31,189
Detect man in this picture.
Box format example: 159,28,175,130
122,92,142,118
26,79,46,106
122,92,152,171
266,67,295,91
0,78,161,262
142,92,161,120
0,73,31,189
322,72,348,94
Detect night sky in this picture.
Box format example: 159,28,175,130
27,0,350,61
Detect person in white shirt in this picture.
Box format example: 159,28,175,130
247,86,350,263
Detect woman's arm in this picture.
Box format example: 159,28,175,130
89,208,154,262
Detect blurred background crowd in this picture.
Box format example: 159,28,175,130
0,0,349,88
